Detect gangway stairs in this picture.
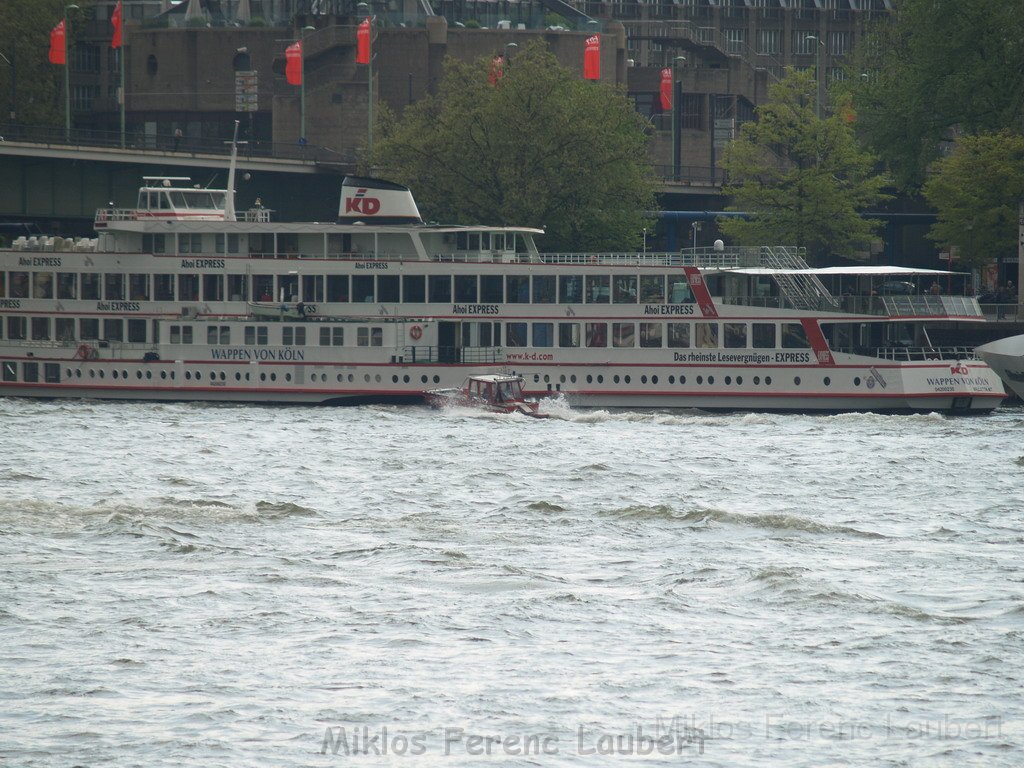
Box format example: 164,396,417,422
761,246,839,311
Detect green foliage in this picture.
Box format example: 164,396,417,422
365,41,657,251
718,69,890,261
922,132,1024,269
0,0,71,126
463,19,481,29
852,0,1024,191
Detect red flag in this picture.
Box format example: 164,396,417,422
285,41,302,86
111,1,123,49
488,55,505,86
49,20,66,65
583,34,600,80
659,67,672,111
356,17,371,65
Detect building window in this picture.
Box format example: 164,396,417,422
756,29,781,55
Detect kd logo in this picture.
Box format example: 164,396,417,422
345,196,381,215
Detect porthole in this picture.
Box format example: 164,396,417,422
570,375,577,383
432,375,439,384
235,372,242,381
824,376,831,386
586,375,593,384
375,374,381,383
854,376,861,386
533,374,540,383
697,375,703,385
724,375,731,385
99,370,105,379
559,375,566,384
543,374,550,383
146,371,152,380
349,374,356,382
597,375,604,384
624,375,631,384
708,375,714,385
89,369,96,378
680,375,686,384
112,370,119,380
337,374,343,383
220,372,226,381
613,375,620,384
668,375,675,384
170,372,175,380
75,369,82,378
245,373,250,381
260,373,266,381
421,375,428,384
403,375,410,384
122,370,128,379
392,375,399,383
270,373,277,382
65,369,72,377
651,375,658,384
364,374,370,383
736,376,743,385
160,371,167,380
794,376,801,385
136,371,142,379
754,376,760,385
640,375,648,384
285,373,292,382
765,376,772,385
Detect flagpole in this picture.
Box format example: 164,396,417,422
300,25,313,145
64,5,78,142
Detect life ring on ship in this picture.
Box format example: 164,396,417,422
75,343,96,360
409,325,423,340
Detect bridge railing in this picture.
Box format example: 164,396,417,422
0,122,357,167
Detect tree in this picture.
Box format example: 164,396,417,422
718,69,890,261
365,41,657,252
852,0,1024,191
0,0,70,127
922,132,1024,270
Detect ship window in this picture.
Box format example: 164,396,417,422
283,326,306,345
357,327,368,346
169,323,180,343
752,323,775,348
9,272,28,297
23,362,38,383
353,275,375,303
613,276,637,303
2,361,16,381
401,275,423,303
203,274,224,301
142,233,166,253
207,326,218,344
244,325,268,345
454,275,478,303
559,322,580,347
178,274,199,301
7,316,26,340
179,234,202,254
128,319,147,343
532,275,556,303
782,323,810,349
154,274,174,300
371,327,382,346
81,273,101,300
695,322,718,348
669,280,694,304
227,274,248,301
303,275,324,302
586,275,609,303
129,274,150,300
104,273,125,300
506,275,529,304
0,272,5,296
253,274,274,302
79,319,99,340
667,323,690,348
103,319,124,342
31,317,51,340
585,322,607,347
33,273,54,299
319,327,344,346
279,274,298,302
724,323,747,348
506,322,527,347
640,323,663,348
532,322,554,347
428,275,451,303
480,275,503,303
378,275,400,303
56,318,75,342
613,323,635,347
640,275,666,304
559,275,583,303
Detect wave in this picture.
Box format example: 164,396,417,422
602,504,886,538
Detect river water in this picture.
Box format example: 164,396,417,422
1,397,1022,766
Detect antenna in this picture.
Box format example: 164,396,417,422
224,120,240,222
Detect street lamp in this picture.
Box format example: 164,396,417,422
64,4,79,141
806,34,824,119
0,51,14,124
300,25,314,145
671,55,685,181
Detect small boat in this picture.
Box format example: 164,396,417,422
976,334,1024,401
425,374,547,417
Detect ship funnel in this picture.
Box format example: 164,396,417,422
338,176,423,225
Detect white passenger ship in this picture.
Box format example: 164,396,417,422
0,149,1006,412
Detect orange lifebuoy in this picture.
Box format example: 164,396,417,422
409,325,423,340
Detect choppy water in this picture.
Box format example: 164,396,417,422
1,397,1023,766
